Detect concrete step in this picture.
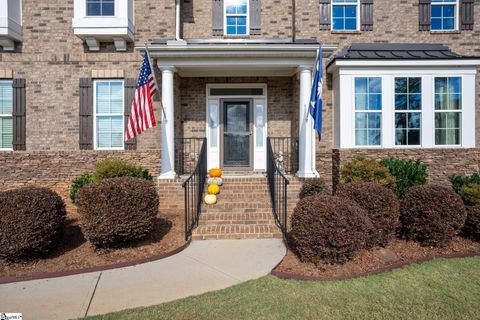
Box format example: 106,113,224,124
192,224,282,240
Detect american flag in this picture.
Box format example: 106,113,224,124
125,50,158,141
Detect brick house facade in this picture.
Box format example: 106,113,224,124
0,0,479,215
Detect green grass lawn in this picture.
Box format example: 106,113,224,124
87,257,480,320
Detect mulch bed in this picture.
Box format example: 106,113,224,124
0,199,186,280
273,237,480,281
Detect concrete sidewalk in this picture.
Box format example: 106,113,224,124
0,239,286,320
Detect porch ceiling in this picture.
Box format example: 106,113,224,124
140,40,338,77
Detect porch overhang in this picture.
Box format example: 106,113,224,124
138,39,338,77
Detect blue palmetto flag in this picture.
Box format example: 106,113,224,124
309,47,323,141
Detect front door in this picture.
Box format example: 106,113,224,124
221,100,252,170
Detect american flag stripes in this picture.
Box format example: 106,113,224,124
125,50,158,142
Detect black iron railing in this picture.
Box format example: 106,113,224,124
269,137,299,174
267,137,289,237
175,138,204,175
182,138,207,240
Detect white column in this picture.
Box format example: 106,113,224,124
297,66,318,178
159,67,176,179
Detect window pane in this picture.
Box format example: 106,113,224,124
408,113,421,129
435,77,462,110
443,18,455,29
443,5,455,17
369,78,382,93
449,77,461,93
435,112,460,129
395,113,407,129
103,2,114,15
0,117,13,149
395,130,407,145
344,6,356,17
355,113,368,129
344,18,357,30
111,116,124,148
368,94,382,110
370,130,381,145
0,81,13,114
431,5,442,17
87,2,101,15
409,77,421,93
436,129,460,145
355,94,367,110
332,6,344,17
356,129,367,146
431,18,442,30
409,94,422,110
237,17,247,26
332,19,345,30
395,94,407,110
395,78,407,94
355,78,368,94
408,130,421,145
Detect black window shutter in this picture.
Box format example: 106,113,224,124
360,0,374,31
249,0,261,35
419,0,432,31
212,0,224,36
319,0,332,30
79,78,93,150
460,0,474,30
124,78,137,150
12,78,26,151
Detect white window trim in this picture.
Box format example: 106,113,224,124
331,0,360,32
433,76,462,146
85,0,117,17
223,0,250,36
0,80,13,151
334,67,476,149
431,0,459,31
93,79,125,150
353,77,383,147
394,77,423,146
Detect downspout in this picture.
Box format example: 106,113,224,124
292,0,296,43
175,0,182,41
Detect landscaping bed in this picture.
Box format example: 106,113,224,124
0,200,186,279
275,237,480,280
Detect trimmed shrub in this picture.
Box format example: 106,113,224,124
76,177,158,248
337,182,400,248
289,195,373,264
69,172,94,203
400,184,466,247
380,158,427,197
299,178,328,199
449,173,480,194
459,183,480,206
0,187,66,260
463,205,480,241
92,158,153,182
340,156,397,190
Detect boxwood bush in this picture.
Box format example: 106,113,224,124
0,187,66,260
76,177,158,248
463,205,480,241
458,183,480,206
299,178,328,199
400,184,466,247
449,173,480,194
337,182,400,248
380,158,427,197
340,156,397,190
70,158,153,203
289,195,373,264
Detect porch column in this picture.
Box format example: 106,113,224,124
159,67,176,179
297,66,317,178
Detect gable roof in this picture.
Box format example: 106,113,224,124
326,43,480,69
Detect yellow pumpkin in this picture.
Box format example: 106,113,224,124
207,177,223,186
208,183,220,195
204,194,217,205
209,168,222,178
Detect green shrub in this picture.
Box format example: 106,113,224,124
0,186,66,260
449,173,480,194
340,156,397,189
337,182,400,248
380,158,427,197
92,158,153,182
463,205,480,241
76,177,158,248
459,183,480,206
289,195,373,264
70,158,153,203
299,178,328,199
70,172,94,203
400,184,466,247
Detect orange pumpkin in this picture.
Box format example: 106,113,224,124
209,168,222,178
208,184,220,195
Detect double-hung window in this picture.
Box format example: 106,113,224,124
87,0,115,16
431,0,457,30
435,77,461,145
332,0,359,31
395,77,422,146
94,80,124,150
355,77,382,146
225,0,248,36
0,81,13,150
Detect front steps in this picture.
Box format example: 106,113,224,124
192,176,283,240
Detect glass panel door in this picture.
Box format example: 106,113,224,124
223,101,251,168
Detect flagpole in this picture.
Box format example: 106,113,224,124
145,43,166,120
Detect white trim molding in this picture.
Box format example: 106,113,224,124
0,0,22,50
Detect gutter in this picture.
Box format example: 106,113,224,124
175,0,182,41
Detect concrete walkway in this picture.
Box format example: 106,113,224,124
0,239,286,320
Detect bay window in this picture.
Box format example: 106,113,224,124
355,77,382,146
395,77,422,146
94,80,124,150
434,77,461,145
332,0,359,31
0,80,13,150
